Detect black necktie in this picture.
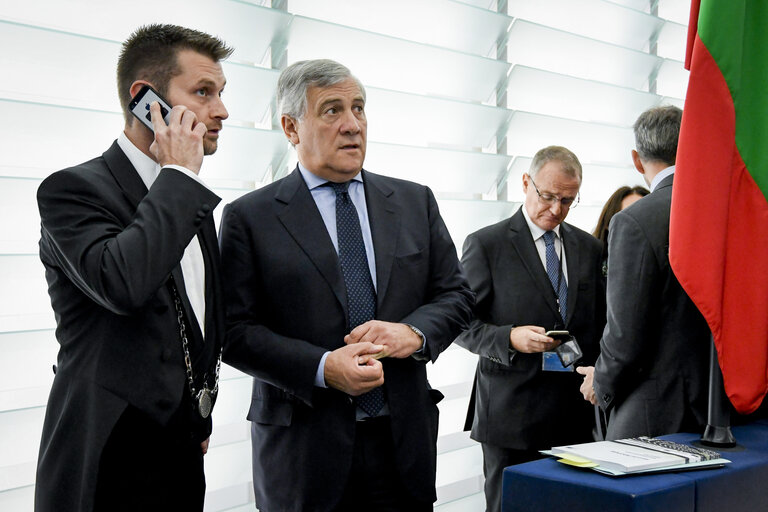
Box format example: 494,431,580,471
328,181,384,417
543,230,568,322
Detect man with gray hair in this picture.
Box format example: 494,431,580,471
578,105,710,440
219,59,473,511
456,145,606,511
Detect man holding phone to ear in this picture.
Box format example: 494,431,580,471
34,24,231,512
456,146,606,511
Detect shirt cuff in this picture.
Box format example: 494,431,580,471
315,351,331,388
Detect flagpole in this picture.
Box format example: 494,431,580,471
699,334,736,447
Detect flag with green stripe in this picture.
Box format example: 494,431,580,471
670,0,768,414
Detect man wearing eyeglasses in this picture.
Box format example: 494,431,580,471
456,145,606,512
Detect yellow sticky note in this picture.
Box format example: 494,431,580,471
556,453,599,468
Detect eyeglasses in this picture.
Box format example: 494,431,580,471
528,174,579,209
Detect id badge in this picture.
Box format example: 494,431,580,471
542,351,573,372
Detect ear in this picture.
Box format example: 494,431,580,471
281,115,300,145
124,80,153,129
522,173,530,194
631,150,645,174
128,80,152,100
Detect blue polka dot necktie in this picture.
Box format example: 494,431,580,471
328,181,384,417
543,230,568,323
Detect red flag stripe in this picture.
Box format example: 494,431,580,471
684,0,701,70
672,34,768,413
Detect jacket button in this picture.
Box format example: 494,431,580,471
201,204,211,213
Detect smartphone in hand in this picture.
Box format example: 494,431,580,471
128,84,172,133
545,330,570,341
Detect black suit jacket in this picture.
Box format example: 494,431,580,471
219,167,473,512
34,141,225,512
594,174,710,439
456,207,606,450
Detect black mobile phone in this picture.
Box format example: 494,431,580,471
128,84,172,133
545,330,570,341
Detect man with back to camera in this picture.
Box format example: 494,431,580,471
578,106,710,439
456,146,606,511
219,58,474,511
34,24,231,511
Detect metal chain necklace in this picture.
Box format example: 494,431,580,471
169,277,221,419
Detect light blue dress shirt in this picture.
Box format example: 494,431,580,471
650,165,675,193
298,164,377,388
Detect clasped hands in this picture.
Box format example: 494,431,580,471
324,320,422,396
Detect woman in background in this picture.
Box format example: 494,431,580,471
592,185,650,276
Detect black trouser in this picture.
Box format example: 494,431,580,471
335,416,433,512
94,404,206,512
481,443,545,512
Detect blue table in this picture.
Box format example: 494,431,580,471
502,420,768,512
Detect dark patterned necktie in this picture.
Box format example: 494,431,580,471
328,181,384,417
543,230,568,322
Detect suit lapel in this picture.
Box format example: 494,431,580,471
362,171,399,307
104,140,205,346
561,223,580,326
276,168,348,312
508,208,562,320
102,141,148,210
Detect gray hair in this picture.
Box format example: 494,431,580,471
633,105,682,165
529,145,582,182
277,59,366,120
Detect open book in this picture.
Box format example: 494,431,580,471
546,436,729,476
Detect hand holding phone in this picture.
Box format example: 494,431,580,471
130,84,206,173
129,84,172,133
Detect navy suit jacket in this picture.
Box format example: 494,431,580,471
219,167,473,512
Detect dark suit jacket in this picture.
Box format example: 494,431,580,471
456,207,606,450
34,141,225,512
594,174,710,439
219,167,473,512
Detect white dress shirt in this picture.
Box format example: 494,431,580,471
650,165,675,193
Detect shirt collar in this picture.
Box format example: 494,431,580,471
117,132,161,190
521,205,561,242
650,165,675,193
297,162,363,190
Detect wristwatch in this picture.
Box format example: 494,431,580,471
406,324,429,361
